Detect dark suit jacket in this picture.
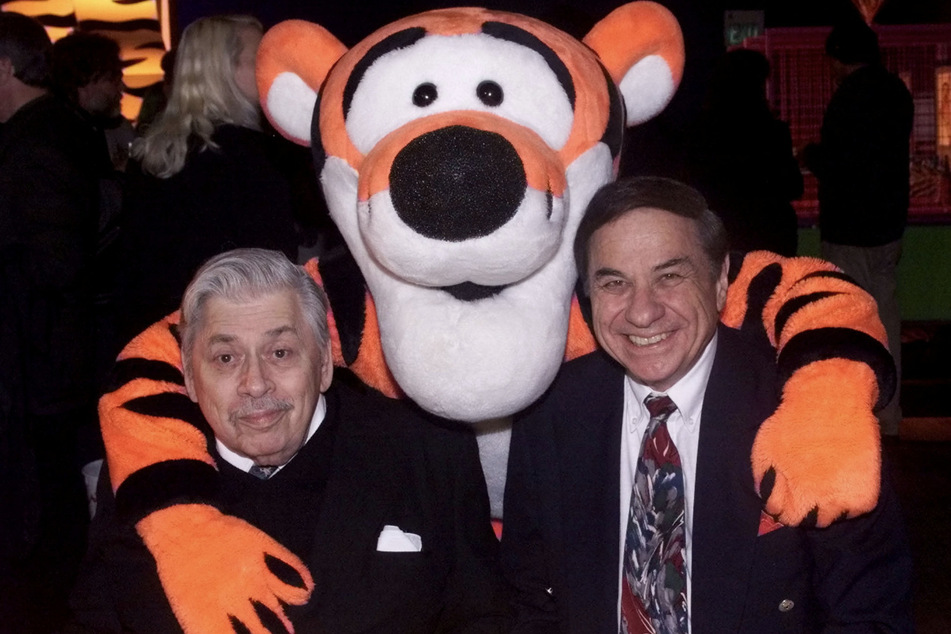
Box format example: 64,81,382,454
68,379,510,633
112,124,300,352
501,325,913,633
0,93,100,415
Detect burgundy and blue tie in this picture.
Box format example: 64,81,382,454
621,394,687,634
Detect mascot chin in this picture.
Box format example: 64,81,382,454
100,3,895,632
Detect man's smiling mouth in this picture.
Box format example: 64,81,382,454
628,332,670,346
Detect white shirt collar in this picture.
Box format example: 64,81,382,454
216,393,327,474
623,331,718,432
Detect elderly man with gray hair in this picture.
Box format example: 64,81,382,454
69,248,509,633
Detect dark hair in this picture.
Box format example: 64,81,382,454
826,20,880,66
50,32,122,101
574,176,728,292
0,12,51,87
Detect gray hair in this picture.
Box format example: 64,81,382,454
180,248,330,375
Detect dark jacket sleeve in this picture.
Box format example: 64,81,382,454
65,461,183,633
436,423,514,633
808,464,915,633
500,404,561,633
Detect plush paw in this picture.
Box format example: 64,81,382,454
751,359,881,527
138,504,314,633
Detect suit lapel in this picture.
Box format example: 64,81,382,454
308,389,404,579
555,353,626,632
690,327,776,633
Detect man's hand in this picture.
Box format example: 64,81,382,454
137,504,314,634
752,360,881,528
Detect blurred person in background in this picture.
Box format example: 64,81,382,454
687,48,803,257
1,12,101,632
50,31,133,172
110,14,299,359
802,18,913,438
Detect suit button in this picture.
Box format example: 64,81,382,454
778,599,795,612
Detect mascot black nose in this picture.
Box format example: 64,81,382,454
389,126,526,241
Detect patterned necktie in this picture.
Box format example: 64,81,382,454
248,464,278,480
621,394,688,634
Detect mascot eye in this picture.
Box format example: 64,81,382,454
477,80,504,106
412,83,438,107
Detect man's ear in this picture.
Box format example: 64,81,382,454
716,254,730,312
183,364,199,403
256,20,348,145
583,2,684,126
318,341,334,393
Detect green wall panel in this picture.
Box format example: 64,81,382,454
798,226,951,321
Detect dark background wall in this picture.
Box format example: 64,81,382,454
170,0,951,175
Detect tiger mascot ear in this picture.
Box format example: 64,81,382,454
584,1,684,126
257,20,348,145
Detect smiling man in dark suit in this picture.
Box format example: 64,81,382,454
69,248,509,633
501,177,913,633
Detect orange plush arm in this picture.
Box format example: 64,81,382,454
100,313,314,632
721,251,894,527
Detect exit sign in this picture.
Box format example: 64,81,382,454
724,10,765,47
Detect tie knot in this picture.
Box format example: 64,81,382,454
644,394,676,419
249,464,279,480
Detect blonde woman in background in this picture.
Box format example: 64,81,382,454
110,14,301,354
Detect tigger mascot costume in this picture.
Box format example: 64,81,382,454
100,3,895,632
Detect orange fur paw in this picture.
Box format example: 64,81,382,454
752,359,881,527
138,504,314,633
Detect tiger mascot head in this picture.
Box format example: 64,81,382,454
255,2,683,421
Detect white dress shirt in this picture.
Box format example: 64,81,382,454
617,333,718,633
217,394,327,475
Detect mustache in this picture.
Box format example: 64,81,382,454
230,396,293,422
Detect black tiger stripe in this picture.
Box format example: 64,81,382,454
800,269,858,286
122,392,211,434
599,64,623,158
740,262,782,342
169,321,181,345
482,21,575,109
343,27,426,118
115,459,220,524
106,358,184,394
319,245,368,366
773,291,842,341
777,327,897,411
312,86,327,175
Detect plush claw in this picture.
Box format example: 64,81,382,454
137,504,314,634
751,360,882,528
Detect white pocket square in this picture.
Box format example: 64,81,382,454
376,525,422,552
